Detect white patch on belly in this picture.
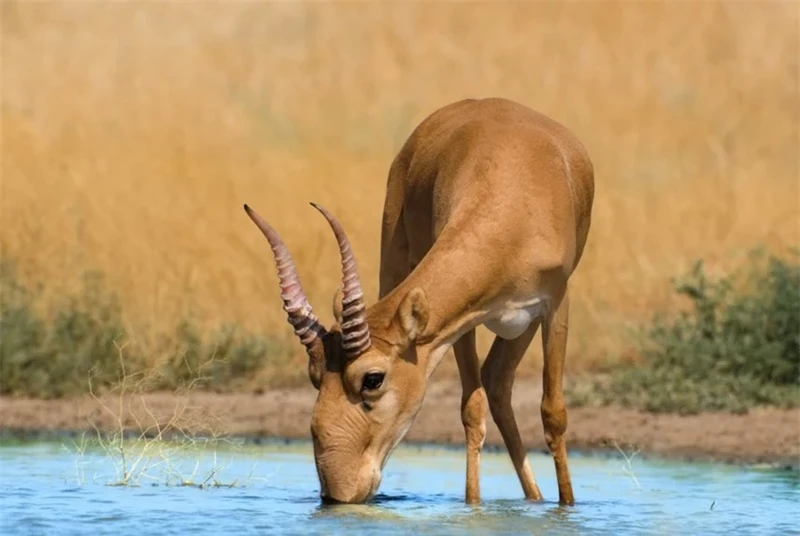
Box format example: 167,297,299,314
484,297,547,340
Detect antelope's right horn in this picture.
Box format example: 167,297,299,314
309,202,372,358
244,204,325,348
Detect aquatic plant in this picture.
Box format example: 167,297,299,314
63,344,264,488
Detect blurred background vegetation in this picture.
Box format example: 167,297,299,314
1,1,798,411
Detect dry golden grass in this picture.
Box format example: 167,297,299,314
2,1,798,383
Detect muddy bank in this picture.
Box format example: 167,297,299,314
1,379,798,467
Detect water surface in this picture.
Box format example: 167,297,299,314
0,437,797,535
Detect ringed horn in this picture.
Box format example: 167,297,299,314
243,203,372,359
310,202,372,358
243,204,325,350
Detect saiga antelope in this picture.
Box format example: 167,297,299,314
244,97,594,505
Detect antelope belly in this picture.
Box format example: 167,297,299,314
484,299,546,340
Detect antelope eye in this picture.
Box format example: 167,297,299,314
361,372,385,392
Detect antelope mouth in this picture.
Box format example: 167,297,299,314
320,494,345,505
320,493,377,506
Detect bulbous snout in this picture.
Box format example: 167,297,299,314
317,460,382,504
311,407,384,504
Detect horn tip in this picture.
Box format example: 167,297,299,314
309,202,331,218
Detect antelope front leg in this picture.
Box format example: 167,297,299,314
541,289,575,506
453,329,487,504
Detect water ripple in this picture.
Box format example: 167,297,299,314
0,440,796,535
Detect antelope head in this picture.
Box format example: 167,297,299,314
244,203,429,504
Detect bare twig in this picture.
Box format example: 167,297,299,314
77,340,251,488
613,440,643,492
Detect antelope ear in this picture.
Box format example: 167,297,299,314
397,287,429,345
332,287,344,326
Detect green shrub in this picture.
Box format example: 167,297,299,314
571,249,800,414
150,320,281,392
0,261,285,398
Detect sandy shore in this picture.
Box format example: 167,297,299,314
1,379,798,467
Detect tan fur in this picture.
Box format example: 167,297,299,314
249,97,594,505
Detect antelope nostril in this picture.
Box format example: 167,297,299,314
320,494,344,505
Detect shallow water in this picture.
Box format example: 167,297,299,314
0,437,797,535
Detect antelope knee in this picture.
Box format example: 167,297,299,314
540,398,568,440
461,389,488,440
